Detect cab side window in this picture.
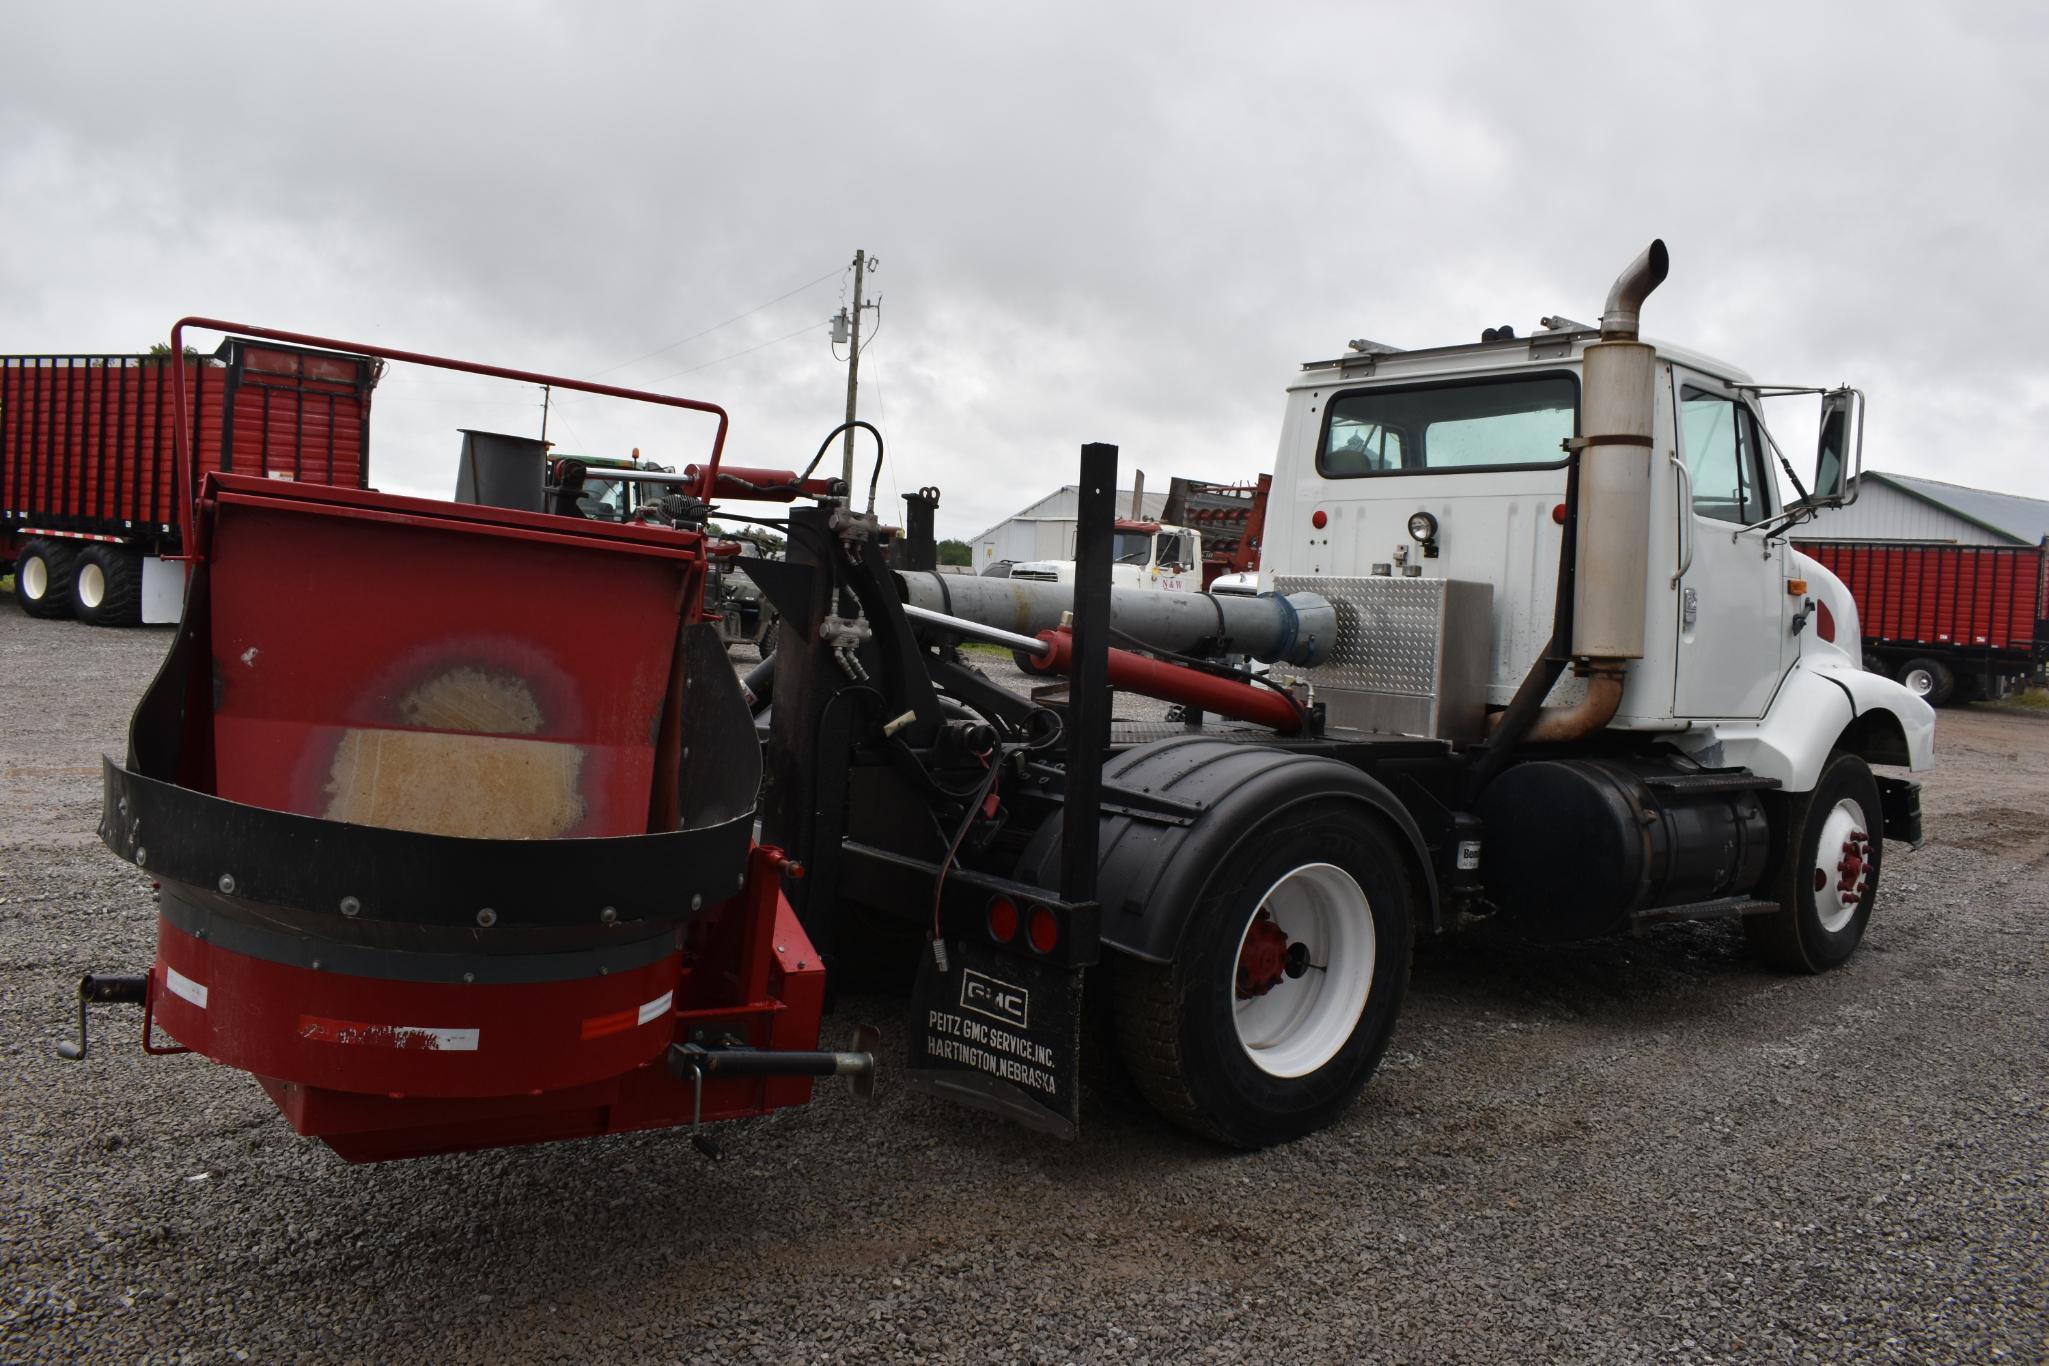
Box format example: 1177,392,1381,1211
1324,420,1404,473
1679,387,1769,525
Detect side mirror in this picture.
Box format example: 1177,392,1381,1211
1811,388,1861,506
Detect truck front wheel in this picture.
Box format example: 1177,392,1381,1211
13,538,78,619
1113,801,1413,1148
1744,752,1883,973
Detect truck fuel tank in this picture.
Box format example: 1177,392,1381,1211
1475,755,1774,939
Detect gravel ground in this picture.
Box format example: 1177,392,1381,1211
3,606,2045,1364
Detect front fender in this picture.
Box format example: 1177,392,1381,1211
1709,659,1935,792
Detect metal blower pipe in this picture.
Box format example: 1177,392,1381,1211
897,572,1336,667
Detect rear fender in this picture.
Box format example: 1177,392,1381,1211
1021,737,1437,964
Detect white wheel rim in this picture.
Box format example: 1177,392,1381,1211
1811,798,1871,934
78,562,105,609
22,557,46,600
1903,668,1933,696
1231,862,1376,1078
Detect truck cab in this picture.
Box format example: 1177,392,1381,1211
1261,322,1935,791
1012,519,1204,592
546,451,677,521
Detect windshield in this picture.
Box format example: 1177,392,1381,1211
575,480,631,520
1321,372,1578,477
1112,530,1154,563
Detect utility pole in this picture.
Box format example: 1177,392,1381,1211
835,249,877,497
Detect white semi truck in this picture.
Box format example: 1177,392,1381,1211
72,243,1936,1165
880,239,1933,1145
1011,518,1206,592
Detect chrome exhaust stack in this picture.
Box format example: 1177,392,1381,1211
1570,239,1668,676
1599,239,1670,342
1492,240,1668,747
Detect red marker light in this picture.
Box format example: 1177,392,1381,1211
1816,599,1836,642
1551,503,1567,525
988,896,1019,944
1311,509,1328,530
1027,905,1060,954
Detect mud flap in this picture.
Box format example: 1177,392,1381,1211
1877,775,1923,849
904,937,1083,1140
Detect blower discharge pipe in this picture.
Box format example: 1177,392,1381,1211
1513,239,1668,744
897,571,1336,668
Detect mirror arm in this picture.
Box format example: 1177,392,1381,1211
1734,504,1818,542
1756,410,1811,506
1844,388,1867,507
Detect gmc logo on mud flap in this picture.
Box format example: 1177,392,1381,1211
960,969,1029,1029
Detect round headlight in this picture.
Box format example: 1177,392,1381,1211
1407,511,1438,542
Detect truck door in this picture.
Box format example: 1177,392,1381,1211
1670,373,1795,718
1151,530,1197,592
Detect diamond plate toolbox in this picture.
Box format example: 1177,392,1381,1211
1272,575,1493,740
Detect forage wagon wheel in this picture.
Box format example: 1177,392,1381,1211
71,544,144,627
1744,751,1884,974
1896,656,1954,707
1114,798,1415,1148
12,538,80,619
750,607,779,662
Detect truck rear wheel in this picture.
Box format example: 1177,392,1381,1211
1897,656,1954,707
13,538,78,619
72,545,143,626
1744,752,1882,973
1113,800,1413,1148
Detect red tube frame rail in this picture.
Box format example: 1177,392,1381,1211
165,317,732,561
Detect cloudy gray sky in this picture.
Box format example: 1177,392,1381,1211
4,3,2045,540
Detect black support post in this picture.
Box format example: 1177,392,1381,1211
1061,442,1117,904
899,486,939,572
762,505,846,953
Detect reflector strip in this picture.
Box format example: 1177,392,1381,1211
297,1016,480,1051
580,990,674,1041
164,967,209,1009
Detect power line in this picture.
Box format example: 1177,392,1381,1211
583,267,842,381
867,337,902,513
644,320,821,384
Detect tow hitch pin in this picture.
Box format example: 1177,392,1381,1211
667,1025,882,1159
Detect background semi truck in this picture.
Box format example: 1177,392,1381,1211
1010,475,1271,592
1798,539,2047,704
58,242,1935,1164
1,341,380,623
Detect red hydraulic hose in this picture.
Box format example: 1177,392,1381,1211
1033,627,1303,734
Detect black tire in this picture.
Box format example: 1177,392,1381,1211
71,544,143,627
1744,752,1883,974
12,538,78,619
1113,800,1414,1148
1896,656,1954,707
